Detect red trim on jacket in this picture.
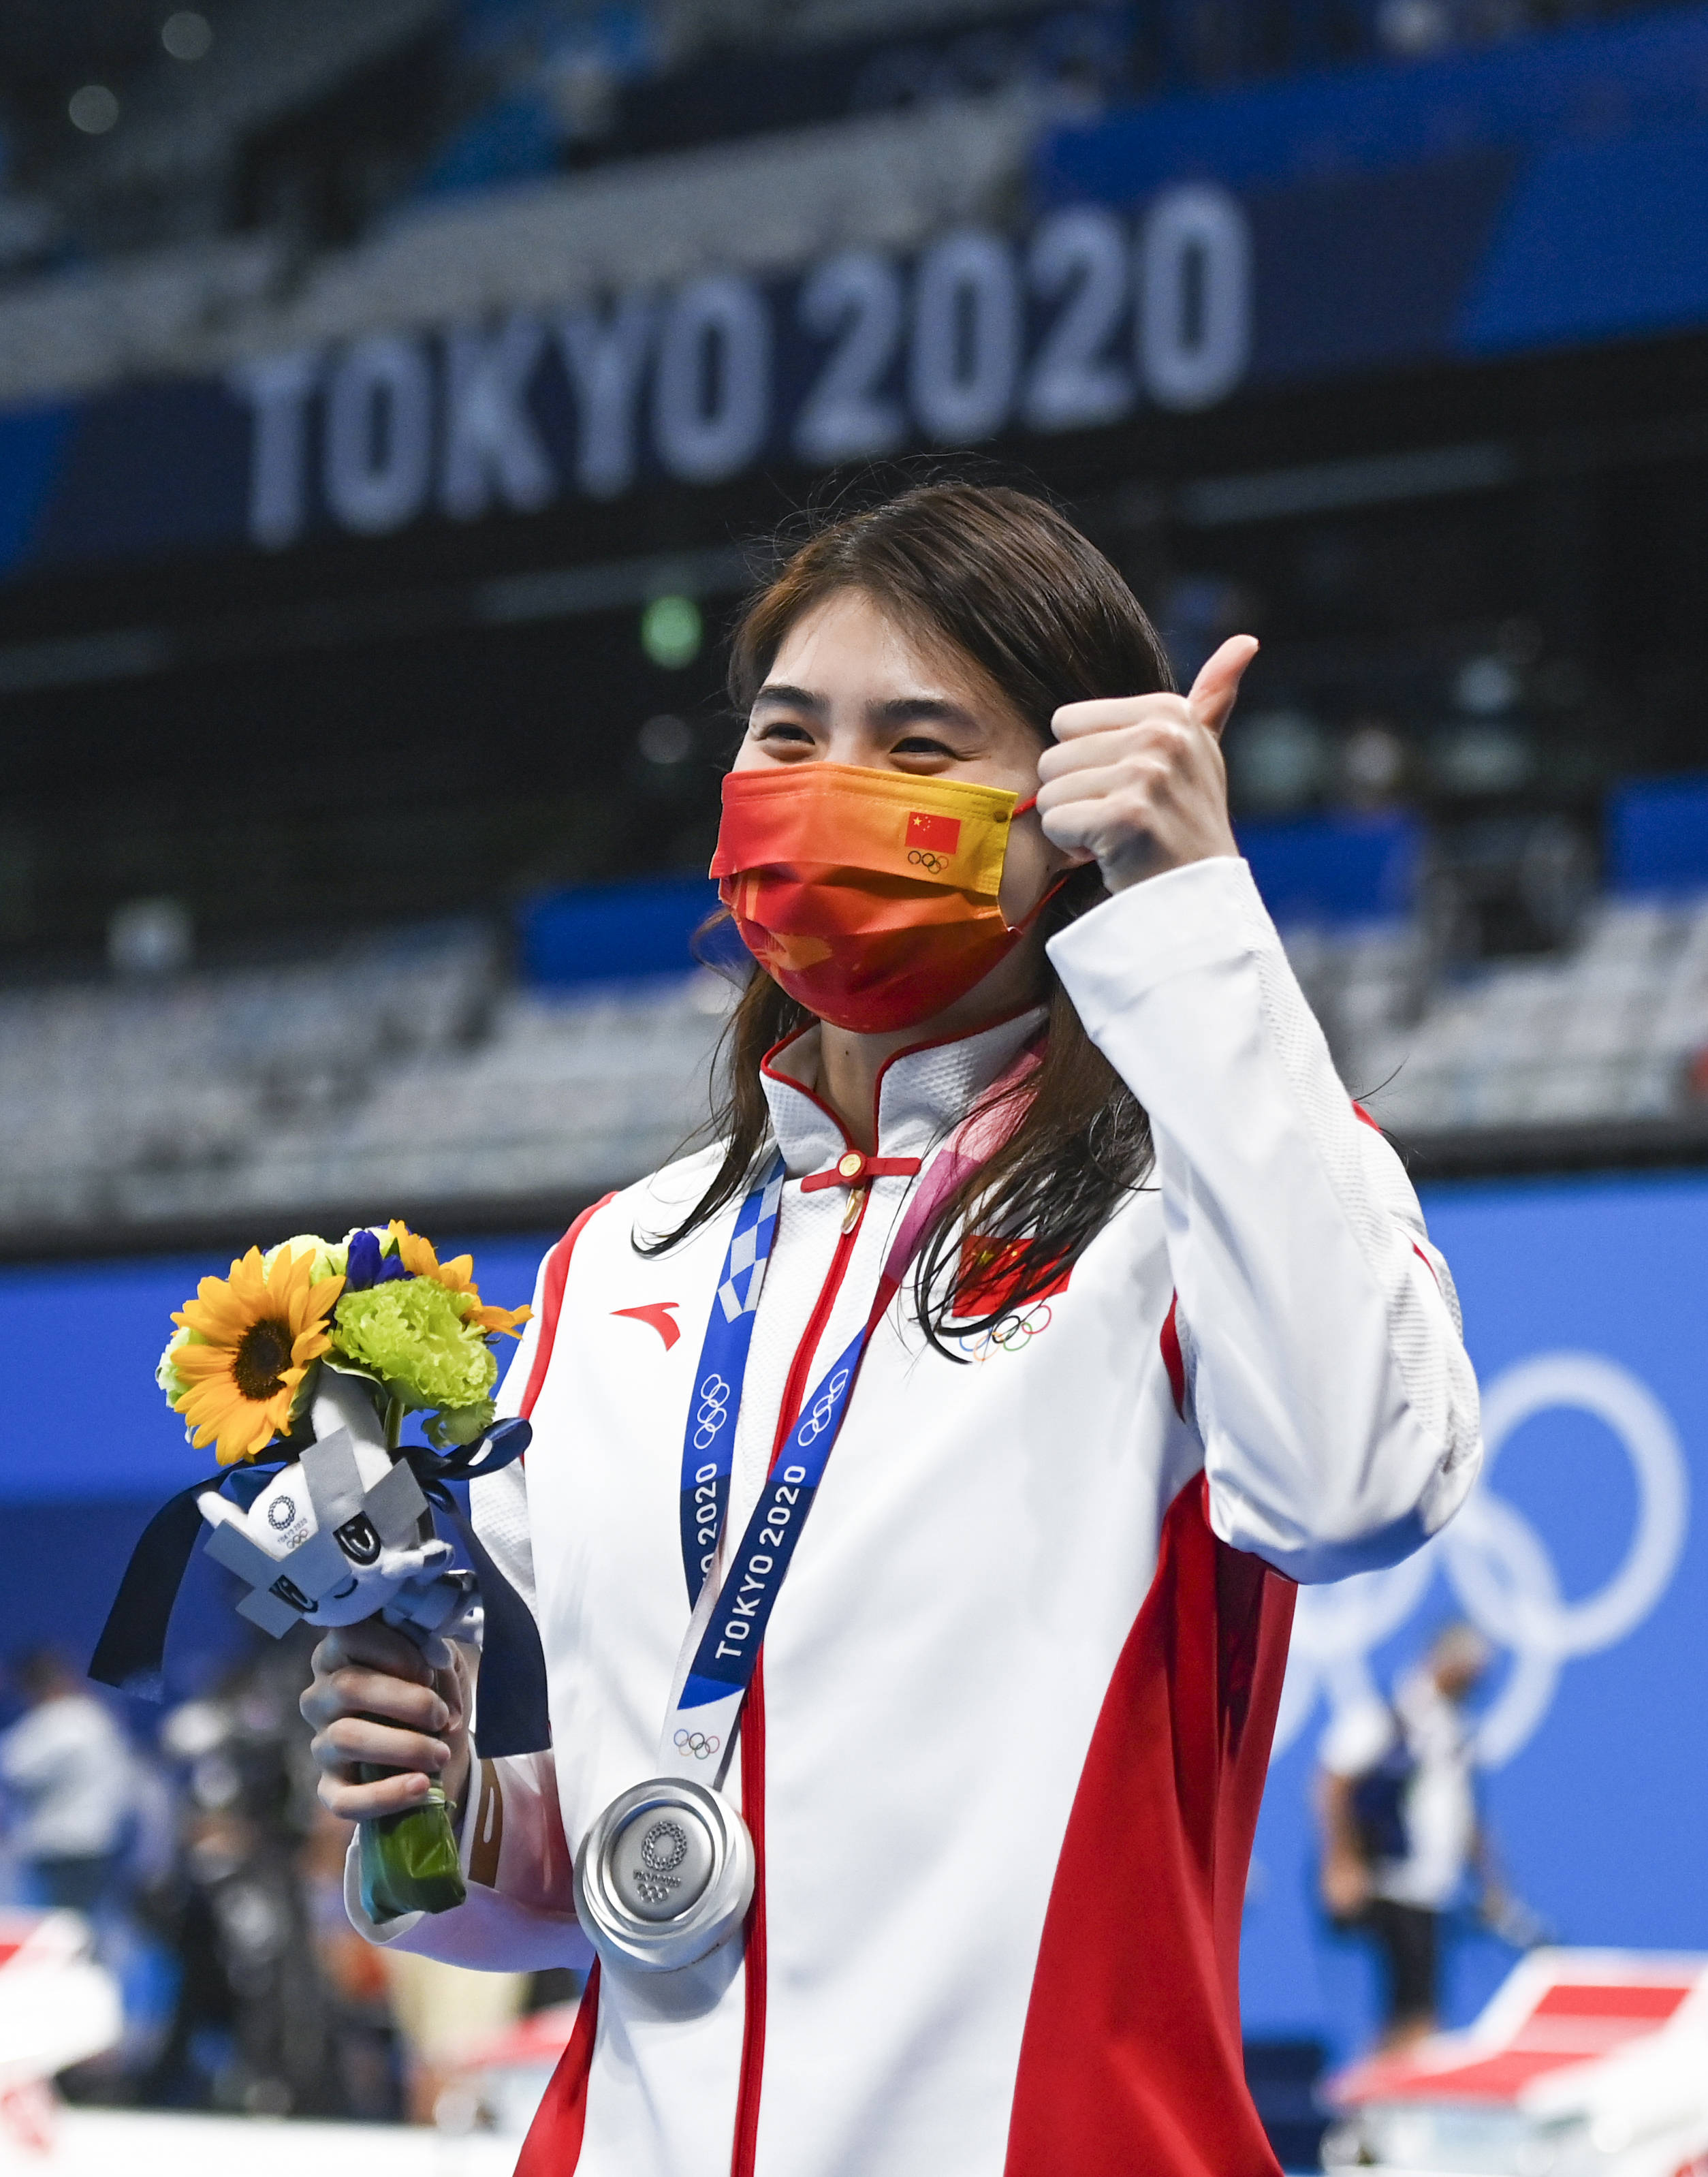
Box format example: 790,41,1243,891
730,1661,769,2177
800,1154,922,1192
506,1199,616,2177
729,1187,872,2176
1160,1296,1187,1420
1352,1101,1382,1132
1002,1475,1296,2177
516,1961,601,2177
520,1194,616,1421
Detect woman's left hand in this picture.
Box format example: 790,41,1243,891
1034,635,1258,893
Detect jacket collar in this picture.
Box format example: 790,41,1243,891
759,1008,1046,1179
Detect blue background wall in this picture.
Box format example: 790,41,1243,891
3,1178,1704,2057
1241,1172,1708,2057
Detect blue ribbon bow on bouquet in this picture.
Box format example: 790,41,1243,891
91,1416,550,1759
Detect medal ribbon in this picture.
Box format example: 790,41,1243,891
658,1130,994,1785
676,1155,787,1604
661,1309,881,1779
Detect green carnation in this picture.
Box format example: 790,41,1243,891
426,1397,499,1451
330,1277,496,1414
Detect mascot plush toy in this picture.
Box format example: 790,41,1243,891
196,1369,482,1667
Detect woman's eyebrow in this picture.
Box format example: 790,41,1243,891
752,683,825,712
870,696,979,730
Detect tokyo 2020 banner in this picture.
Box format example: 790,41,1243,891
7,3,1708,583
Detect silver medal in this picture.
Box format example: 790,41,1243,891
573,1776,755,1973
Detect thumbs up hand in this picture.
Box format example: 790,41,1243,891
1034,635,1258,894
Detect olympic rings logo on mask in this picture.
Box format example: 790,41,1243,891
907,848,950,875
673,1728,722,1761
1274,1351,1690,1770
957,1302,1054,1362
693,1373,732,1452
796,1369,852,1445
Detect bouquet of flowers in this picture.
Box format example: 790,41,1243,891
95,1222,541,1922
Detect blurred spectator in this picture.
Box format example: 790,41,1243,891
0,1648,134,1915
382,1951,528,2125
301,1804,403,2121
143,1642,368,2116
1314,1623,1498,2048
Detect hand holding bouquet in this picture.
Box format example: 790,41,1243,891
95,1223,543,1922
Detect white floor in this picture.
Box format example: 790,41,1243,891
5,2107,524,2177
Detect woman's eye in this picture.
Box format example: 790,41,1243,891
893,736,957,759
754,720,815,745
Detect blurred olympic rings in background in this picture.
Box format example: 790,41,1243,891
1274,1351,1690,1767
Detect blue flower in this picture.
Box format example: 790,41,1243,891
345,1229,411,1290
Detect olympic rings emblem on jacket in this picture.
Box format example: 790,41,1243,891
796,1369,852,1445
673,1728,722,1761
1275,1351,1690,1770
693,1373,732,1451
907,849,949,875
956,1302,1054,1362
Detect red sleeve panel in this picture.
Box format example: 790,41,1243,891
1003,1475,1297,2177
511,1192,616,2177
520,1193,616,1421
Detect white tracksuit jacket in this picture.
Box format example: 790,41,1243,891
347,856,1482,2177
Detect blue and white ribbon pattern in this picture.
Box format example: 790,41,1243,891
676,1153,786,1606
663,1315,869,1780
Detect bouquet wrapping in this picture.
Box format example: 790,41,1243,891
93,1223,549,1921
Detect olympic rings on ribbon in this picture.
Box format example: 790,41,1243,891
907,849,949,875
692,1373,732,1452
673,1729,721,1761
796,1368,851,1444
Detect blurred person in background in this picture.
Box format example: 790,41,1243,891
380,1950,527,2125
144,1642,363,2116
299,1804,405,2120
1316,1620,1507,2049
0,1648,133,1915
303,481,1481,2177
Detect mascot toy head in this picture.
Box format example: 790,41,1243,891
196,1370,479,1661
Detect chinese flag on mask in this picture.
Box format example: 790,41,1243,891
907,810,962,855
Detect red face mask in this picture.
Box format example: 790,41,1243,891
710,764,1049,1033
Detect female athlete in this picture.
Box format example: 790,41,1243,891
302,482,1481,2177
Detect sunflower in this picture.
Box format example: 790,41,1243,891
168,1244,346,1465
384,1221,532,1338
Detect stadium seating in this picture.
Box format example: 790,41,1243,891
3,868,1705,1251
1335,892,1708,1136
45,0,450,216
236,88,1040,354
0,0,1671,408
0,920,729,1248
0,89,1038,409
0,232,285,406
